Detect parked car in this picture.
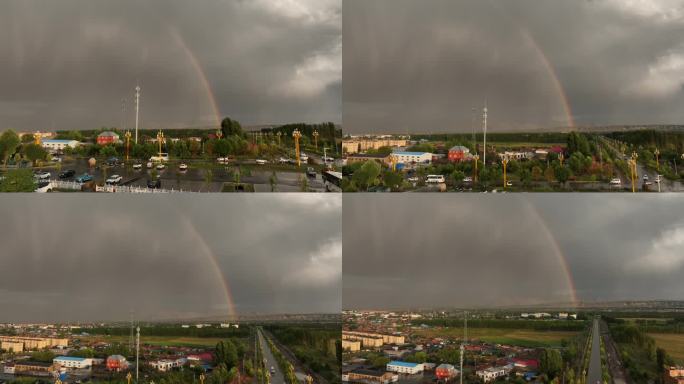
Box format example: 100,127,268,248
35,180,53,193
34,171,51,180
278,157,291,164
300,153,309,162
426,174,446,183
147,178,161,189
133,163,143,170
643,174,649,181
609,178,622,185
179,163,188,171
147,161,154,169
156,163,165,170
407,176,419,182
306,167,317,177
463,176,473,183
75,174,93,183
58,169,75,179
256,159,268,165
106,174,123,184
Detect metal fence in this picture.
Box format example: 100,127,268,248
49,180,191,193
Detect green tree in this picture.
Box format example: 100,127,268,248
554,166,571,185
0,130,21,168
23,143,48,164
30,350,55,362
221,117,243,137
351,161,381,191
21,133,35,143
0,169,36,192
214,340,238,370
382,170,403,190
539,349,563,379
100,145,118,158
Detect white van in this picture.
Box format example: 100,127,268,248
426,174,445,183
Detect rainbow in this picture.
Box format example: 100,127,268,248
520,29,576,129
180,216,238,320
523,200,579,308
168,27,222,129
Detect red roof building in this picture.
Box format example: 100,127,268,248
448,145,470,162
97,131,120,145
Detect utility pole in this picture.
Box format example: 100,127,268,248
134,85,141,144
136,326,140,383
482,101,488,169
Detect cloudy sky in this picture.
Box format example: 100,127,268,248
0,0,341,131
0,194,341,322
344,0,684,134
343,194,684,310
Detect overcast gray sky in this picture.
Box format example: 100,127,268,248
343,0,684,134
343,194,684,310
0,194,341,323
0,0,341,131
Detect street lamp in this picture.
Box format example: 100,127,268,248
558,152,564,167
292,129,302,166
388,153,398,172
216,128,223,140
276,131,282,146
312,130,319,150
126,372,132,384
654,148,660,171
472,154,479,183
502,157,509,190
199,373,206,384
125,131,132,161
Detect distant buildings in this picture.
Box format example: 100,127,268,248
150,358,187,372
13,361,55,376
386,361,423,374
0,336,68,352
342,339,361,352
41,139,81,151
97,131,120,145
666,367,684,384
343,138,409,155
342,331,405,349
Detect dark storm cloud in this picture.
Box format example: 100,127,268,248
342,194,684,310
0,0,340,131
343,0,684,134
0,194,341,322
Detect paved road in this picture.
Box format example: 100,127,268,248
258,328,285,384
587,318,603,384
601,321,628,384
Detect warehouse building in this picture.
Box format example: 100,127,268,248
344,369,399,384
41,139,81,151
54,356,93,369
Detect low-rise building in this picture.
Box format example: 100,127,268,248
448,146,470,162
386,361,423,375
345,369,399,384
435,363,459,379
106,355,128,372
3,364,15,374
343,138,409,155
392,151,432,165
54,356,93,369
14,361,55,375
97,131,120,145
150,358,187,372
41,139,81,151
476,365,512,383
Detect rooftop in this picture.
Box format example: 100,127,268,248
392,151,430,156
388,361,420,368
54,356,88,362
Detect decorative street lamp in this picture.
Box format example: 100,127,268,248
502,157,509,190
472,154,479,183
157,130,164,159
199,373,206,384
216,128,223,140
126,371,132,384
558,152,564,167
388,153,398,172
654,148,660,171
125,131,132,161
629,151,639,193
312,130,319,150
276,131,282,146
292,129,302,166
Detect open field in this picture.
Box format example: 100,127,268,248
415,327,578,348
75,334,225,347
648,333,684,363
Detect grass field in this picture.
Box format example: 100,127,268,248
415,328,578,348
648,333,684,363
75,335,224,348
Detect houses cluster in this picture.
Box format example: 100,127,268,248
520,312,577,320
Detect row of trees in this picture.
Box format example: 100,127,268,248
411,318,588,332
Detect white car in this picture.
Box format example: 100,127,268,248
133,163,142,170
643,174,649,181
256,159,268,165
35,181,53,193
147,161,154,169
50,156,61,162
463,176,473,183
322,156,334,163
506,180,513,187
106,175,123,184
278,157,291,164
300,153,309,162
156,163,166,170
217,157,226,163
34,171,51,180
179,163,188,171
426,175,446,183
407,176,419,182
609,178,622,185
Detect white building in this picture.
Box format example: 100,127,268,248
4,364,15,374
41,139,80,151
387,361,424,374
392,151,432,165
54,356,93,369
476,366,512,383
150,358,187,372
